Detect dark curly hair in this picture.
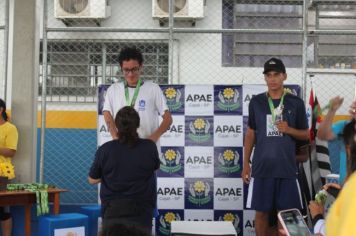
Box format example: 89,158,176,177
343,119,356,179
118,47,143,67
115,106,140,147
0,99,8,121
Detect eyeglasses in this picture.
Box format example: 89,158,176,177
122,67,141,75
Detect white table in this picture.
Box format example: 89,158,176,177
170,221,237,236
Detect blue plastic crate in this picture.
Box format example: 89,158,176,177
80,205,101,236
39,213,89,236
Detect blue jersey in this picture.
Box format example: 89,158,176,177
332,120,349,184
248,92,308,178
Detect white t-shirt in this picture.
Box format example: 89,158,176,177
103,81,168,147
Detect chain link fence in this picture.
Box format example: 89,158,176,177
38,0,356,204
306,0,356,114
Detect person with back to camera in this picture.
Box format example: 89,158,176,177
102,47,172,146
0,99,18,236
241,58,309,236
88,106,160,234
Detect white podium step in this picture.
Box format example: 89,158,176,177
170,221,237,236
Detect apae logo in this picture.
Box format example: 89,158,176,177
243,94,256,103
267,115,283,137
159,149,182,174
138,99,146,111
157,186,183,201
186,94,212,103
98,121,111,138
164,87,183,112
218,213,241,235
186,155,212,165
217,149,240,174
245,219,255,229
217,87,240,112
99,124,108,133
188,118,211,142
215,125,241,134
215,187,242,201
188,180,211,206
158,212,181,235
168,124,184,134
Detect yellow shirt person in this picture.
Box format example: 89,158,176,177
0,121,18,178
0,98,18,235
326,172,356,236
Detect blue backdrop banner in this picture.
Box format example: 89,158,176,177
97,84,301,236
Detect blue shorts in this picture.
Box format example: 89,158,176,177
246,178,303,212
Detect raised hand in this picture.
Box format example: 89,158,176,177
329,96,344,112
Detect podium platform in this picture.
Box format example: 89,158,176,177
170,221,237,236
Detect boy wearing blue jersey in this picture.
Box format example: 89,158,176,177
242,58,309,236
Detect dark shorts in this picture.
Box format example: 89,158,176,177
0,207,11,221
102,198,154,231
246,177,303,212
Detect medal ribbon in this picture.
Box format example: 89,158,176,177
267,91,286,124
7,183,51,216
124,79,142,107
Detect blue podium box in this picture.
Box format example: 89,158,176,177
39,213,89,236
80,205,101,236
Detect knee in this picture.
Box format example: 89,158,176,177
255,212,269,221
0,213,11,221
